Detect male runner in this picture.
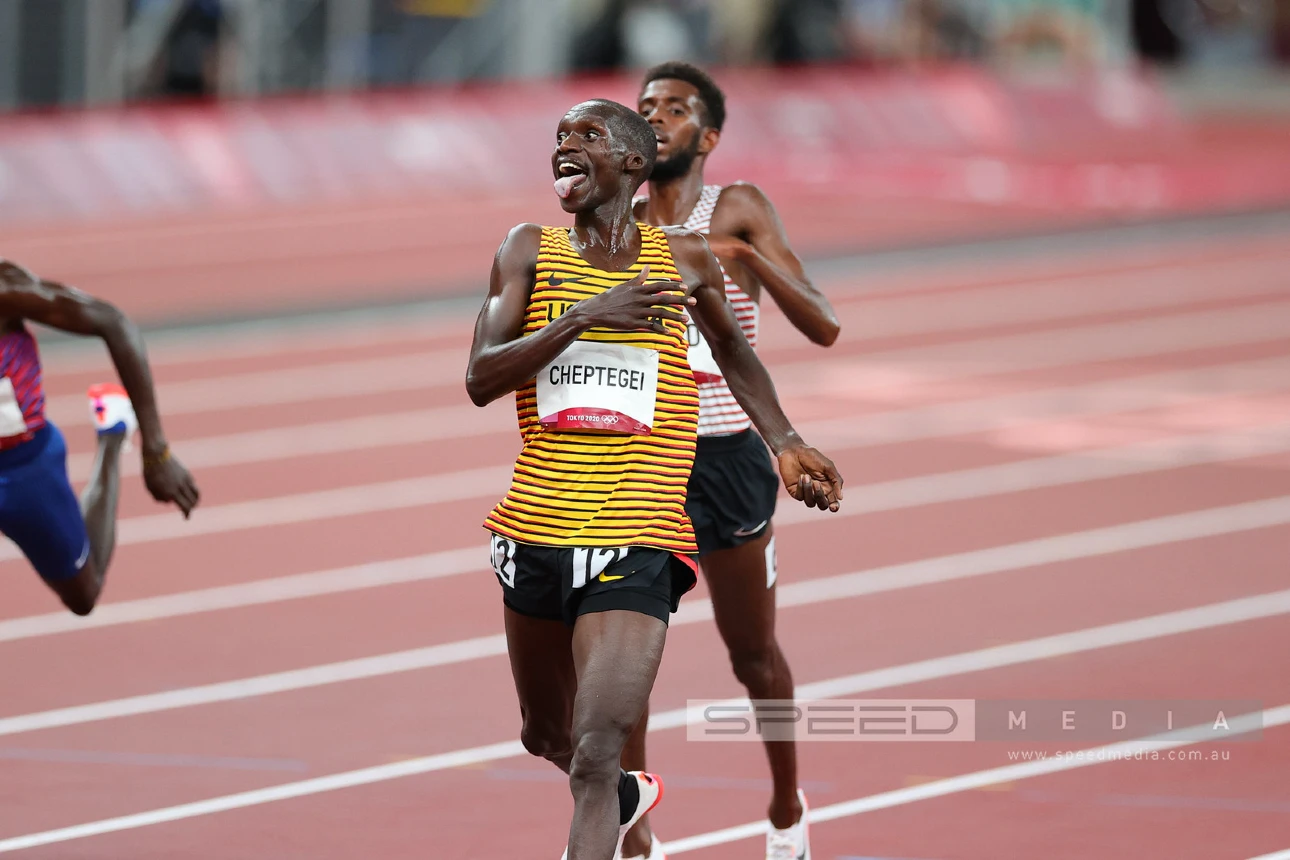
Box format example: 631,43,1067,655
0,260,199,616
464,98,842,860
620,62,842,860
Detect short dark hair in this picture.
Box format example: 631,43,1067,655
576,98,658,181
640,61,727,131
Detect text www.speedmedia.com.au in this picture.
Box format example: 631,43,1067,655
1005,748,1233,763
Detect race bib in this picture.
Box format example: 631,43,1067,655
537,341,658,435
0,378,28,437
686,323,722,384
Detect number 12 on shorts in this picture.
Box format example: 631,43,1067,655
572,547,628,589
491,534,518,588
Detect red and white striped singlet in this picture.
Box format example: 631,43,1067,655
640,185,759,437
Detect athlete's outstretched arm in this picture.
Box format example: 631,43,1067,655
707,183,839,346
465,223,694,407
668,232,843,512
0,261,199,516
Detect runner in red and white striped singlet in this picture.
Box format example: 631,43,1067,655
675,183,761,436
624,63,842,860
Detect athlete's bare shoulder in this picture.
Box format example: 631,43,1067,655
0,260,42,326
716,180,771,203
490,223,544,286
656,225,724,298
0,258,39,290
657,224,713,268
657,223,707,249
471,223,546,369
496,222,544,259
711,181,777,231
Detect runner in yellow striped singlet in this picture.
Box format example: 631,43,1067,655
464,98,843,860
482,222,700,554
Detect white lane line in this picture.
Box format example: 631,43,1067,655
42,295,1290,425
38,244,1290,377
17,396,1290,564
0,590,1287,853
771,302,1290,396
762,252,1290,347
2,495,1288,737
35,243,1284,373
44,348,466,424
1243,850,1290,860
0,466,514,564
9,421,1289,638
0,547,484,645
661,706,1290,855
773,421,1290,527
800,355,1290,451
61,353,1290,482
66,403,514,481
38,314,467,377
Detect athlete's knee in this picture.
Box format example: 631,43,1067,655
519,717,572,764
60,581,102,616
568,718,635,786
51,566,102,617
730,643,785,693
62,593,96,616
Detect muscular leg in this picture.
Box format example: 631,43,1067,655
622,525,799,855
704,525,801,829
46,433,125,616
567,609,666,860
504,606,578,771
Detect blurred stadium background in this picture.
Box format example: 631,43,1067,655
2,0,1289,323
3,2,1290,859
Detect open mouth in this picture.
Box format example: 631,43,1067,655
554,162,588,199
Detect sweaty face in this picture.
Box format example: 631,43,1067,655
552,108,625,211
638,79,707,182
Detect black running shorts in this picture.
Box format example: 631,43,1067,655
685,428,781,556
489,535,698,627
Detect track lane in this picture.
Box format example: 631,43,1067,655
2,586,1286,857
1,222,1286,857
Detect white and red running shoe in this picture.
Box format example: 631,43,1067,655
561,771,664,859
88,383,137,444
765,790,811,860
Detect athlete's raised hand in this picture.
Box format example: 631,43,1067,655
777,444,843,513
578,265,695,332
142,450,200,519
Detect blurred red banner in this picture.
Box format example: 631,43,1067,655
6,63,1277,228
1,65,1286,324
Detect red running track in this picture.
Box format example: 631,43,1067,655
1,222,1289,859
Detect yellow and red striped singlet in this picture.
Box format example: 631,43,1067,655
483,224,700,554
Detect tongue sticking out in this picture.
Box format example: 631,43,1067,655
555,174,586,199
